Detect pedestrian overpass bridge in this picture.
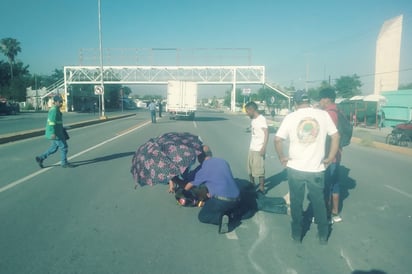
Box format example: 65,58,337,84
58,65,290,112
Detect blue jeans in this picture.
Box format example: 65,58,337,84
287,168,328,239
150,110,156,123
199,198,238,225
324,162,340,199
39,139,68,165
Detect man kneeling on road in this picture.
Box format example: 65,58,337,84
184,145,240,234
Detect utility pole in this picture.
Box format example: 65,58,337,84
98,0,106,119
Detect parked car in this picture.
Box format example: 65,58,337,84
0,100,20,115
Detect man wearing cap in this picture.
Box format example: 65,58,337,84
318,87,342,223
274,90,339,244
35,95,74,168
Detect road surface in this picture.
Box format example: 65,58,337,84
0,110,411,274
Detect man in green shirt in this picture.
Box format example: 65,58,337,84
35,95,73,168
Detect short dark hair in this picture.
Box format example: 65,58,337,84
245,101,258,110
319,88,336,102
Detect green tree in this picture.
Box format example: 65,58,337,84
0,38,22,80
223,88,243,106
121,86,132,97
307,80,331,101
334,74,362,98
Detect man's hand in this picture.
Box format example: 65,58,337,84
168,180,175,193
259,147,266,157
51,134,56,139
279,156,289,167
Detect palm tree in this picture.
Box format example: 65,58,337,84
0,38,22,80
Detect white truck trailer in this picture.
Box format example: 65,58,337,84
166,80,197,120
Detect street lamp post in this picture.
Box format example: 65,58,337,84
98,0,106,119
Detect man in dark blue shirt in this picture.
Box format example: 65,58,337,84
185,146,240,234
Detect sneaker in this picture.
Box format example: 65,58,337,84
35,156,44,168
219,215,229,234
62,163,75,168
332,214,342,223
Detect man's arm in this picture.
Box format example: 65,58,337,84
260,127,269,156
323,132,340,165
184,182,193,191
274,136,288,167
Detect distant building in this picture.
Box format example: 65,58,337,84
374,15,403,95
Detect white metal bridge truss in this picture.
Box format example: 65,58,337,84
63,65,265,112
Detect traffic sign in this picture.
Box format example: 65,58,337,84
242,88,251,95
94,85,104,95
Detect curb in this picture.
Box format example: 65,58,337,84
0,113,136,145
351,137,412,157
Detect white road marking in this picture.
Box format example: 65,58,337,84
247,212,268,274
340,248,354,271
0,120,151,194
384,185,412,199
193,120,197,128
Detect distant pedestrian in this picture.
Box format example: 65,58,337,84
245,101,268,194
378,109,385,130
35,95,74,168
148,100,156,123
158,100,163,117
274,90,339,244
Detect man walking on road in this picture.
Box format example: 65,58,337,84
318,88,343,223
245,101,268,194
274,90,339,244
148,100,157,123
35,95,73,168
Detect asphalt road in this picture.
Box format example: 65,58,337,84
0,110,411,274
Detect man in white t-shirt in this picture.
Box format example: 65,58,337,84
245,101,268,194
274,90,339,245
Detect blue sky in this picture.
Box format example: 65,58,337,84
1,0,411,95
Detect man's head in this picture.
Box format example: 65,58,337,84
198,145,212,164
318,88,336,109
294,90,310,106
245,101,258,119
53,95,63,107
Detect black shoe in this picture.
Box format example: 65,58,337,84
318,236,328,245
219,215,229,234
62,162,75,168
292,235,301,243
35,156,43,168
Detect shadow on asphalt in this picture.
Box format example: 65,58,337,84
339,165,357,212
71,151,135,167
265,169,288,192
194,117,228,122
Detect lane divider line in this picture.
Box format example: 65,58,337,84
384,185,412,199
0,120,151,194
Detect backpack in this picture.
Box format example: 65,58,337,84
332,109,353,147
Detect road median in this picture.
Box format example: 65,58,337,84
0,113,136,145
